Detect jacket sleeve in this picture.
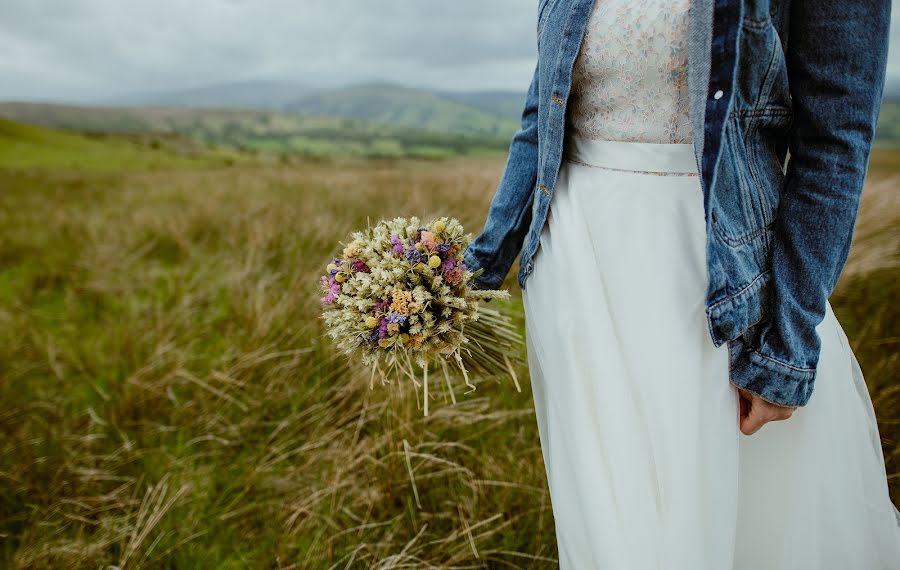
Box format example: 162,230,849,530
729,0,891,407
463,59,540,291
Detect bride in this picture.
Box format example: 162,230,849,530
463,0,900,567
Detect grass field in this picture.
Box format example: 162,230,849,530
0,102,515,160
1,121,898,568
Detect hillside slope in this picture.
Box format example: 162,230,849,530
0,103,512,159
0,117,233,171
285,82,519,137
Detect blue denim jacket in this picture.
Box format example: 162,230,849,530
462,0,891,408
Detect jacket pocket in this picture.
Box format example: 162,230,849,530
736,14,792,117
710,121,778,248
711,14,793,249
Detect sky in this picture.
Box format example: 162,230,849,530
1,0,899,102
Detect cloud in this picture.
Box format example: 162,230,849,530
0,0,898,102
0,0,540,101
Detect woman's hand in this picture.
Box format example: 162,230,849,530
736,387,795,435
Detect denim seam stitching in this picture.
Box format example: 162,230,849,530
536,0,560,42
749,348,817,376
740,15,771,32
706,268,771,316
731,108,792,118
712,215,774,247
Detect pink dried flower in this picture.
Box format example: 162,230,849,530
445,266,464,285
320,276,341,304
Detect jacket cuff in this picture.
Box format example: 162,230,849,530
728,341,816,408
463,249,503,291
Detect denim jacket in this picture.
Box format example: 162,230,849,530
462,0,891,408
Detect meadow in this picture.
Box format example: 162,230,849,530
1,120,898,568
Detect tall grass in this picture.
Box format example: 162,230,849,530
0,149,898,568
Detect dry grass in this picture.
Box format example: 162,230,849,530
0,151,898,568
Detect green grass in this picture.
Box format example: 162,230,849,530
0,123,898,568
0,102,513,160
0,117,246,172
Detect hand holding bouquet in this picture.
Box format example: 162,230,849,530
319,216,522,415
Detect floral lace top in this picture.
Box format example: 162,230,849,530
565,0,693,144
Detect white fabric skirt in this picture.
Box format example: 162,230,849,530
522,134,900,569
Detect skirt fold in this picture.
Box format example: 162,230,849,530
522,135,900,569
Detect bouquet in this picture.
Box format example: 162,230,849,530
318,215,523,415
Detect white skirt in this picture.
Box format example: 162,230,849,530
521,134,900,569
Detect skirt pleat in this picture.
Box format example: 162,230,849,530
522,135,900,569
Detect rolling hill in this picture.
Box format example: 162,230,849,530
284,82,521,137
107,80,313,110
0,116,236,170
101,80,526,131
5,85,895,159
0,102,513,159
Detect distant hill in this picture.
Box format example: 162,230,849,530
92,80,525,138
106,80,313,110
0,102,512,159
436,89,526,120
284,82,520,138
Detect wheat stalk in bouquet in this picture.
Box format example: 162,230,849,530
318,215,523,415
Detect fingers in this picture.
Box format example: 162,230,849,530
736,387,795,436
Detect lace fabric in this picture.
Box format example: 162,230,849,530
565,0,693,144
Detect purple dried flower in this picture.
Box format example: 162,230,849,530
405,247,423,263
390,233,405,255
351,258,370,272
319,276,341,304
366,329,379,343
385,313,408,325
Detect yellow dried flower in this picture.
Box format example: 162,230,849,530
428,255,441,268
387,323,400,335
365,316,378,328
327,263,338,272
389,289,413,314
433,220,446,233
335,273,347,283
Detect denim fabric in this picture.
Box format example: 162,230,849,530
462,0,891,407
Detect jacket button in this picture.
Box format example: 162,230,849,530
713,89,724,100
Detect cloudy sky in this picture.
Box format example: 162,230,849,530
1,0,898,102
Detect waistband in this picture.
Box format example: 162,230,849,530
563,134,699,175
